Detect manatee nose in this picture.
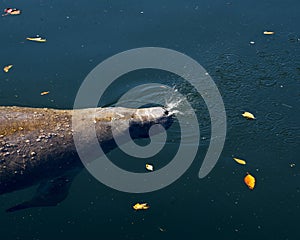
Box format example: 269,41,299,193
152,107,170,118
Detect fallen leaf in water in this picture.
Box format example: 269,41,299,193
146,163,154,171
40,91,50,96
233,157,246,165
133,203,149,210
26,37,47,43
263,31,275,35
244,173,255,190
242,111,255,120
3,65,13,73
3,8,21,16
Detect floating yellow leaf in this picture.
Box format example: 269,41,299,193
146,163,154,171
133,203,149,210
242,111,255,120
26,37,47,43
244,173,255,190
233,157,246,165
263,31,275,35
40,91,50,96
3,65,13,73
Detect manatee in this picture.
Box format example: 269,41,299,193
0,106,172,212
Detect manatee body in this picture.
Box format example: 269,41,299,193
0,106,172,212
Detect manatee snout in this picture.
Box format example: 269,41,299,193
129,107,173,139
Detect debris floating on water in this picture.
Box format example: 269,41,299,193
40,91,50,96
133,203,150,210
263,31,275,35
26,36,47,43
233,157,246,165
290,163,296,168
146,163,154,171
242,111,256,120
3,65,13,73
244,173,255,190
2,8,21,16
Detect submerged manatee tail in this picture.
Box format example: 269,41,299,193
6,168,81,213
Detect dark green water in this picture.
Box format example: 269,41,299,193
0,0,299,239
